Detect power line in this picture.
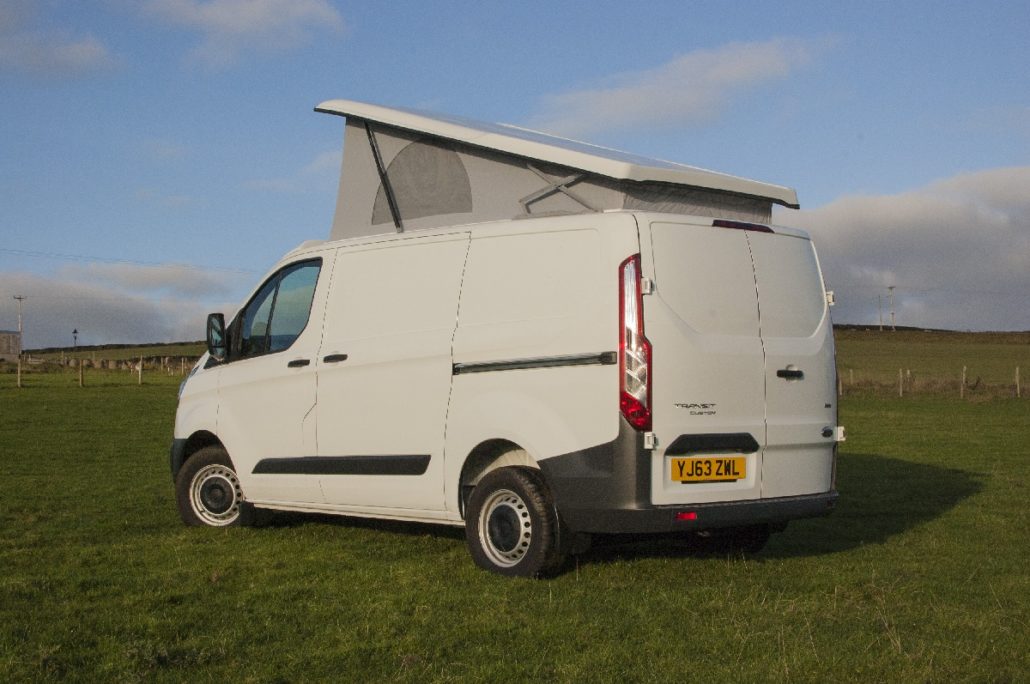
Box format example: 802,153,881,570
832,283,1025,297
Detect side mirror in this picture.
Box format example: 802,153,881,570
206,313,227,362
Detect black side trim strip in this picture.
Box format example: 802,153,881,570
665,433,760,456
253,455,430,476
453,351,617,375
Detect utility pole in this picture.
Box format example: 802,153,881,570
13,295,25,389
13,295,25,337
887,286,896,331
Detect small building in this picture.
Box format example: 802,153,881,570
0,330,21,362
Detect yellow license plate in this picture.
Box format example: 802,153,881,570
671,456,747,483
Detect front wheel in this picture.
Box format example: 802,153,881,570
465,467,568,578
175,446,252,527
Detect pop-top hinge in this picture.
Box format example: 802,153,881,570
643,432,657,450
641,277,655,295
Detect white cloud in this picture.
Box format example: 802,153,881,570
143,0,344,68
141,137,190,161
0,264,250,348
245,148,340,193
135,187,201,208
302,148,342,175
0,2,116,77
58,262,247,299
528,38,818,137
782,167,1030,331
969,105,1030,139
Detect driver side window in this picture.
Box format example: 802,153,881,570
235,258,322,360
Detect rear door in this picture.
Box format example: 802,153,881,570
748,229,835,498
641,217,835,507
641,220,766,506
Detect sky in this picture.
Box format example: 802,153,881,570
1,0,1028,348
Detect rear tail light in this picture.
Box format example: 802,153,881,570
619,254,652,431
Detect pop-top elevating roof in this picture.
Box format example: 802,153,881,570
315,99,798,241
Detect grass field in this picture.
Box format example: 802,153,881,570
28,343,206,363
1,368,1028,680
834,328,1029,393
15,328,1030,394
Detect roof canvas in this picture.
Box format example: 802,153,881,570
316,99,798,241
316,99,798,208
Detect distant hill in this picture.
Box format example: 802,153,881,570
28,341,206,360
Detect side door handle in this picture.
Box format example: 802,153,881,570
323,353,349,363
776,368,804,380
287,359,311,368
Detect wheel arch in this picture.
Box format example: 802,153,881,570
458,439,539,519
171,430,224,480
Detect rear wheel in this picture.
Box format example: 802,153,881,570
175,446,253,527
465,467,568,577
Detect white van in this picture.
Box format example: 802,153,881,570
171,101,842,576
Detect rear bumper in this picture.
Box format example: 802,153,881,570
538,419,838,534
558,490,838,534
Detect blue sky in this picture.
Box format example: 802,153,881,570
1,0,1028,347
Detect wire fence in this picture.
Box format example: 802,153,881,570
2,355,199,388
837,365,1023,399
3,356,1023,399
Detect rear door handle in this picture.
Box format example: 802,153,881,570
287,359,311,368
323,353,349,363
776,368,804,380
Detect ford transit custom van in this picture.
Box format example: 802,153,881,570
171,100,842,577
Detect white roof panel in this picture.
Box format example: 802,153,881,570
315,99,799,208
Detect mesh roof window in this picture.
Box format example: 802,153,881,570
372,138,473,224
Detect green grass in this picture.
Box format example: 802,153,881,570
835,328,1030,389
1,375,1027,681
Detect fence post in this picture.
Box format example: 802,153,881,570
898,368,903,397
1017,366,1021,399
138,355,143,385
838,374,843,397
17,355,22,388
960,366,966,399
78,361,84,388
849,368,854,387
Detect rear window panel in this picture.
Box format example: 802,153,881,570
650,222,760,337
748,231,826,338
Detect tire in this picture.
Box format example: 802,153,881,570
465,467,568,578
175,446,252,527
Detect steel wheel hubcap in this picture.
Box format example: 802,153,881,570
190,464,242,526
479,489,532,567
